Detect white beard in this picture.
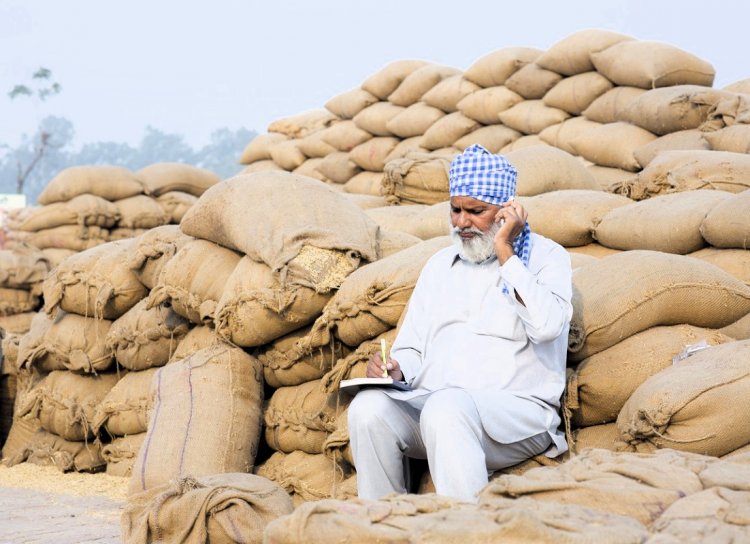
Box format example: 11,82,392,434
450,221,501,264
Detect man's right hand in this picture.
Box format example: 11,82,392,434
367,352,404,381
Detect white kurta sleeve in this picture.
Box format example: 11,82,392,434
500,244,573,344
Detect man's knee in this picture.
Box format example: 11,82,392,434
419,389,481,438
348,389,395,435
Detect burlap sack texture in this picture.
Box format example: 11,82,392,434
128,344,263,495
93,367,158,438
122,473,293,544
101,432,144,477
381,153,451,205
263,493,648,543
568,251,750,361
135,162,220,197
36,165,144,205
699,189,750,249
155,191,197,223
17,194,121,232
126,224,194,289
22,428,106,473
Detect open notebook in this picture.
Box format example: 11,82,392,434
339,377,412,395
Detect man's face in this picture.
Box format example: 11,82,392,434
449,195,501,263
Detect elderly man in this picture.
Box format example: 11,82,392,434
347,144,573,502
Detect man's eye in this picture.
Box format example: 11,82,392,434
451,207,460,213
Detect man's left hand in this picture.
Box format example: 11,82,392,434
493,199,528,265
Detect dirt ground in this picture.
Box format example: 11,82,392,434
0,464,126,543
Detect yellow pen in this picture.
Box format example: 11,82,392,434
380,338,389,378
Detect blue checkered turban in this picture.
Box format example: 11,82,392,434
449,144,532,290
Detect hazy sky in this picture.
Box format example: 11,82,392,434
2,0,748,149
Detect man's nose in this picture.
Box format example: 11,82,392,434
455,211,471,229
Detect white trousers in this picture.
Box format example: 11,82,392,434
348,388,551,502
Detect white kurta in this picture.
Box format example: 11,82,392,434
387,233,573,456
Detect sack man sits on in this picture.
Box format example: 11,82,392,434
348,144,573,501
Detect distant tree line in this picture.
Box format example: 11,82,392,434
0,116,255,204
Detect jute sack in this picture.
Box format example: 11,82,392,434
102,432,145,477
240,160,283,174
700,189,750,249
114,195,170,229
1,417,40,466
632,129,710,168
19,195,120,231
504,146,600,195
570,122,656,171
128,344,263,495
325,87,378,119
156,191,197,223
617,340,750,456
571,423,620,453
457,86,523,124
566,324,734,427
0,245,49,290
381,153,450,205
0,288,39,316
568,250,750,361
384,135,427,163
293,158,328,183
353,102,405,137
504,63,563,100
18,310,113,374
649,487,750,543
454,125,521,153
408,203,452,239
105,299,190,370
536,29,634,76
538,117,603,155
37,165,144,205
238,133,288,164
319,120,372,152
344,193,389,210
264,378,349,454
349,137,399,171
365,204,426,233
361,60,429,100
297,130,337,158
500,134,549,153
385,103,445,138
498,100,571,135
255,450,356,506
618,150,750,200
28,224,108,251
594,190,732,254
147,239,241,325
267,109,338,139
343,172,384,196
377,230,421,257
621,86,731,136
542,72,614,115
422,74,480,113
524,189,632,247
0,311,36,334
23,428,106,472
479,448,718,526
464,47,542,88
264,493,649,544
136,162,219,197
269,138,306,171
309,237,452,348
719,312,750,341
43,239,147,320
322,407,353,466
387,64,460,107
321,330,399,392
723,78,750,94
689,248,750,285
126,225,194,289
258,324,352,388
40,248,76,269
170,325,224,362
18,370,121,441
109,228,148,241
582,86,646,123
568,252,597,269
591,41,715,88
122,473,293,544
702,124,750,153
214,254,333,348
567,243,620,258
180,172,380,287
421,112,480,150
2,334,20,374
94,368,157,437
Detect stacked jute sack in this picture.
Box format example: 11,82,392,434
237,29,750,205
0,244,50,450
6,162,218,268
263,447,750,543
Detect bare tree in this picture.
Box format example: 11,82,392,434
8,67,62,195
